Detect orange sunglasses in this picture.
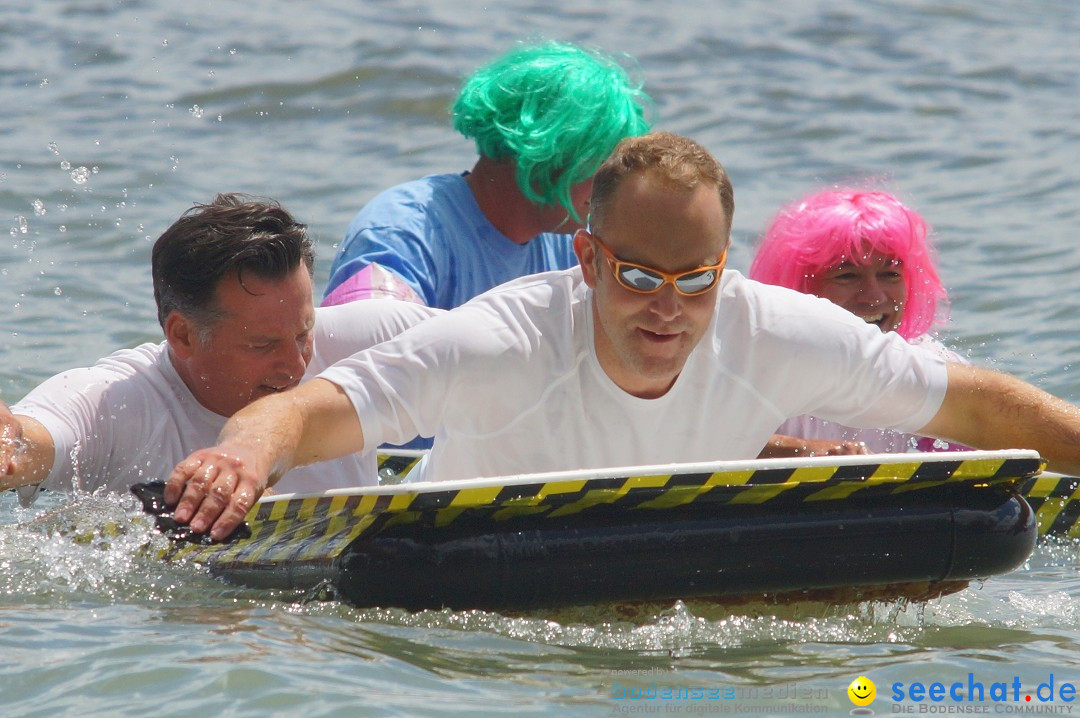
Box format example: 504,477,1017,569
590,232,727,296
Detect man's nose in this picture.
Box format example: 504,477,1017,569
279,339,310,379
649,283,682,320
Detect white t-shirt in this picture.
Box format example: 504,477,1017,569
320,268,949,483
776,335,968,454
12,299,439,500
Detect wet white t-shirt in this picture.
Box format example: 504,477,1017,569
320,268,949,483
776,335,969,454
13,299,439,500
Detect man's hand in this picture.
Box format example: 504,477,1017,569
758,434,870,459
161,378,366,540
164,444,267,541
819,440,870,456
0,401,55,487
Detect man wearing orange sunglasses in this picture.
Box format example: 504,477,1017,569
163,132,1080,542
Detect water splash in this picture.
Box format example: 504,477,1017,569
0,493,189,604
350,597,929,653
11,215,28,235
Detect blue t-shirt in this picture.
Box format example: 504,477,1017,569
324,172,579,310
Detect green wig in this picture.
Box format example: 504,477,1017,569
452,41,653,221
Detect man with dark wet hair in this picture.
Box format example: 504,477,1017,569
1,193,436,501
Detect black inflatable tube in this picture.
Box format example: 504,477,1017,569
335,488,1035,611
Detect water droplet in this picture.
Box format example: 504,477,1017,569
59,225,66,233
14,216,28,234
54,287,62,296
31,199,46,216
189,104,204,119
217,115,223,122
60,160,71,170
47,142,59,155
70,166,91,184
91,166,99,174
161,39,168,46
229,48,237,55
208,69,215,77
39,78,49,87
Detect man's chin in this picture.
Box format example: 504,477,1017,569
627,351,691,385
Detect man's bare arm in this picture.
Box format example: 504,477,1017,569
921,363,1080,474
0,401,55,489
164,378,366,540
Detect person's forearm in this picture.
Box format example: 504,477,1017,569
215,393,308,489
922,363,1080,474
216,378,365,485
165,377,366,540
0,408,55,488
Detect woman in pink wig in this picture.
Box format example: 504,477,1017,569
751,187,967,455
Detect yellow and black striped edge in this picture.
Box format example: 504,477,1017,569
1019,473,1080,538
377,452,423,481
166,453,1044,568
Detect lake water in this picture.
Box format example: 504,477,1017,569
2,1,1080,716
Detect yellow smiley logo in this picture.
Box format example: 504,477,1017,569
848,676,876,707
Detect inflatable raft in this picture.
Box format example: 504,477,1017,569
1018,472,1080,538
133,449,1044,611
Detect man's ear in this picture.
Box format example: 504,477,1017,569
164,311,197,360
574,230,599,288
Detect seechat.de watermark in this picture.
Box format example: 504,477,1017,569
847,673,1078,715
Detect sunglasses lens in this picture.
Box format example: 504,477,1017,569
674,269,719,295
617,266,666,292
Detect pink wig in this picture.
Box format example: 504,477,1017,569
748,188,948,340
